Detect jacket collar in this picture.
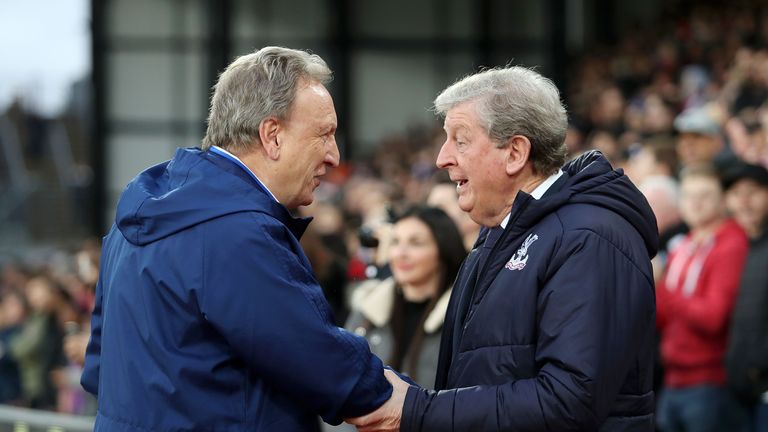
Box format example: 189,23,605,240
351,277,452,334
202,150,312,240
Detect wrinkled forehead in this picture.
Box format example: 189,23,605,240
288,81,337,121
443,102,483,133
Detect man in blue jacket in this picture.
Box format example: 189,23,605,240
81,46,402,431
350,67,659,431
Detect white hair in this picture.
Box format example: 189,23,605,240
638,175,681,232
434,66,568,175
638,175,680,204
202,46,332,152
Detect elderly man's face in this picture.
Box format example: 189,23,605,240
277,81,339,208
436,101,511,227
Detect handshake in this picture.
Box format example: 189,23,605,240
343,369,411,432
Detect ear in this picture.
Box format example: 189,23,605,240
258,117,281,160
504,135,531,176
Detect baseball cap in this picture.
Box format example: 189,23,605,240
674,107,720,135
721,161,768,190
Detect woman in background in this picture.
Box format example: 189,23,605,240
346,205,466,389
322,205,465,432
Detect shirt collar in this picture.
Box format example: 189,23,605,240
500,169,563,229
210,146,279,203
530,169,564,200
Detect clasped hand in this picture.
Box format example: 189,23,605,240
345,369,410,432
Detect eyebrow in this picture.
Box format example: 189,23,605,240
318,124,336,134
445,124,470,135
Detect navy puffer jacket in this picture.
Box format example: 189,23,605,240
403,151,659,432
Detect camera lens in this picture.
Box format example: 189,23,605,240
358,226,379,248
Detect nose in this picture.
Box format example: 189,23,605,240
436,140,455,169
325,135,340,168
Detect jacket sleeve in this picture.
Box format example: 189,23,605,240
673,234,749,336
402,230,655,431
198,213,391,425
80,232,112,396
80,275,103,395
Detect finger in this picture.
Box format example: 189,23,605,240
383,369,402,385
345,415,374,427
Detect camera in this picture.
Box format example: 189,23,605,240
358,226,379,248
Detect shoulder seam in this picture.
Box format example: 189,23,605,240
570,227,654,288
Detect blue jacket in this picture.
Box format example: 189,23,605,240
82,148,391,432
402,151,659,431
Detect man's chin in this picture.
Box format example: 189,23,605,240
284,196,313,209
298,195,315,208
457,199,472,214
467,213,485,226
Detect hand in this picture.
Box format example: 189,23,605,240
345,369,409,432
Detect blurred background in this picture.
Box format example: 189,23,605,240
1,0,767,430
0,0,670,245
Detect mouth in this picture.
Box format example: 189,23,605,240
453,178,468,192
308,175,321,190
394,263,413,272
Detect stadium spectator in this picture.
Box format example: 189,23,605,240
656,165,749,432
724,162,768,432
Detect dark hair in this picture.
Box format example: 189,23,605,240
643,134,679,177
721,160,768,190
393,206,466,290
387,205,466,378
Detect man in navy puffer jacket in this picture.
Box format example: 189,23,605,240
81,47,398,432
350,67,658,432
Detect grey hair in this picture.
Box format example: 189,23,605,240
434,66,568,175
638,175,680,204
202,46,332,152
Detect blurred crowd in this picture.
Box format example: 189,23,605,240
0,240,98,415
565,4,768,429
1,1,768,430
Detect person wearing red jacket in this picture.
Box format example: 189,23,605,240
656,164,749,432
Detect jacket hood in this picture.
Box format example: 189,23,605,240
115,147,310,246
512,150,659,257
